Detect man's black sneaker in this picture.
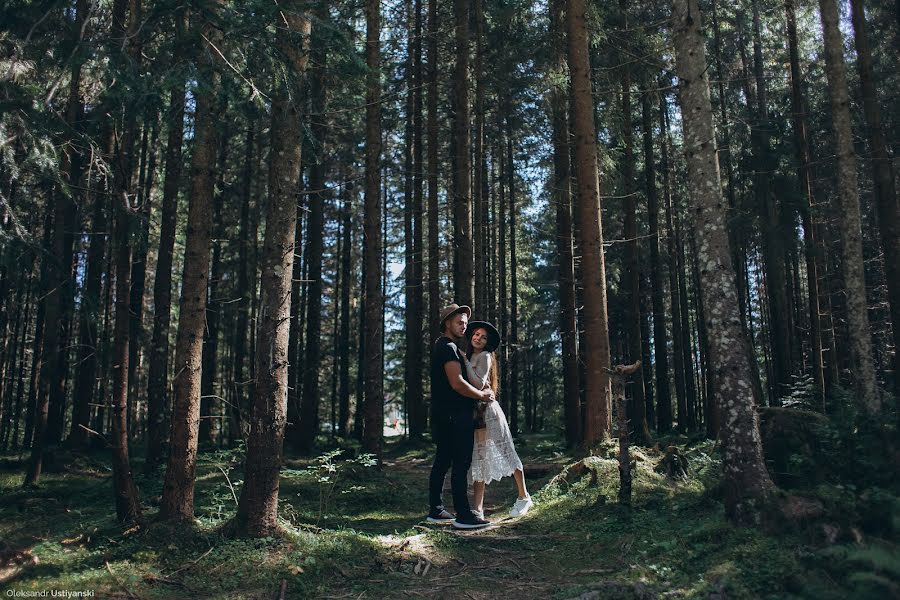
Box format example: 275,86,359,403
452,514,490,529
425,508,456,524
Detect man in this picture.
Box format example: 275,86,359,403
426,304,494,529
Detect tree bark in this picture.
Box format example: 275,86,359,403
850,0,900,396
338,183,353,437
784,0,826,406
660,94,681,434
452,0,474,307
232,7,311,537
426,0,441,339
507,115,519,437
818,0,881,414
672,0,775,522
200,124,229,447
749,0,792,404
567,0,612,445
230,122,255,443
160,0,225,521
109,0,144,523
619,4,649,443
643,90,669,438
146,28,187,464
550,0,580,449
362,0,384,461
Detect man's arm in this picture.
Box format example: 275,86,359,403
445,360,494,402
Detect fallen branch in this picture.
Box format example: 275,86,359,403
166,546,214,577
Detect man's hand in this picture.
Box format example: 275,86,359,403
445,359,493,402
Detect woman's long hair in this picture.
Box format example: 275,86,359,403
487,352,500,395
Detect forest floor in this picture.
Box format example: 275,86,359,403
1,433,897,599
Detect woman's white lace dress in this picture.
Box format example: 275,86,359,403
465,352,523,485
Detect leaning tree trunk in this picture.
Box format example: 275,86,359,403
160,0,225,521
362,0,384,461
818,0,881,415
850,0,900,397
549,0,580,449
672,0,775,523
232,8,311,538
567,0,613,445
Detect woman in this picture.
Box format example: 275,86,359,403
463,321,533,518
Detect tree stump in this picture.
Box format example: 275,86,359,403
656,445,689,479
607,361,641,507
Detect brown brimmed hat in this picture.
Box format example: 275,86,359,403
439,303,472,328
465,321,501,353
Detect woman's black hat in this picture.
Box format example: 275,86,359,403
465,321,501,353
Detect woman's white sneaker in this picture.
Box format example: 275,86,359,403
510,496,533,517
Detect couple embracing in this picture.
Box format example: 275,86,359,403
426,303,533,530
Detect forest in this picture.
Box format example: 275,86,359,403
0,0,898,597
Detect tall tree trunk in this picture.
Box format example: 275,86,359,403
146,35,187,465
298,21,329,453
643,90,670,437
109,0,144,523
127,114,158,442
672,0,775,522
506,115,519,436
750,0,792,403
498,122,509,417
818,0,881,414
661,94,682,434
567,0,613,445
338,183,353,437
850,0,900,395
71,173,110,449
675,193,696,430
232,7,311,538
362,0,384,460
409,0,426,438
426,0,441,338
200,125,229,447
473,0,486,311
452,0,473,307
160,0,225,521
784,0,826,405
619,4,649,443
231,122,255,443
403,0,426,440
550,0,580,448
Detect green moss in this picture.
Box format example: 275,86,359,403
1,436,897,599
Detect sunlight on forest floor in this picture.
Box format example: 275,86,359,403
1,434,897,599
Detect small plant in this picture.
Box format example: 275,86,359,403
283,450,378,525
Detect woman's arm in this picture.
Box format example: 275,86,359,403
463,355,486,389
470,353,491,390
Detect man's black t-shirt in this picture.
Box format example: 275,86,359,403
431,336,474,417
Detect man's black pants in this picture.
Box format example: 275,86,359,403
428,410,474,518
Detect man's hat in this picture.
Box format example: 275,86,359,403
439,303,472,327
465,321,501,353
